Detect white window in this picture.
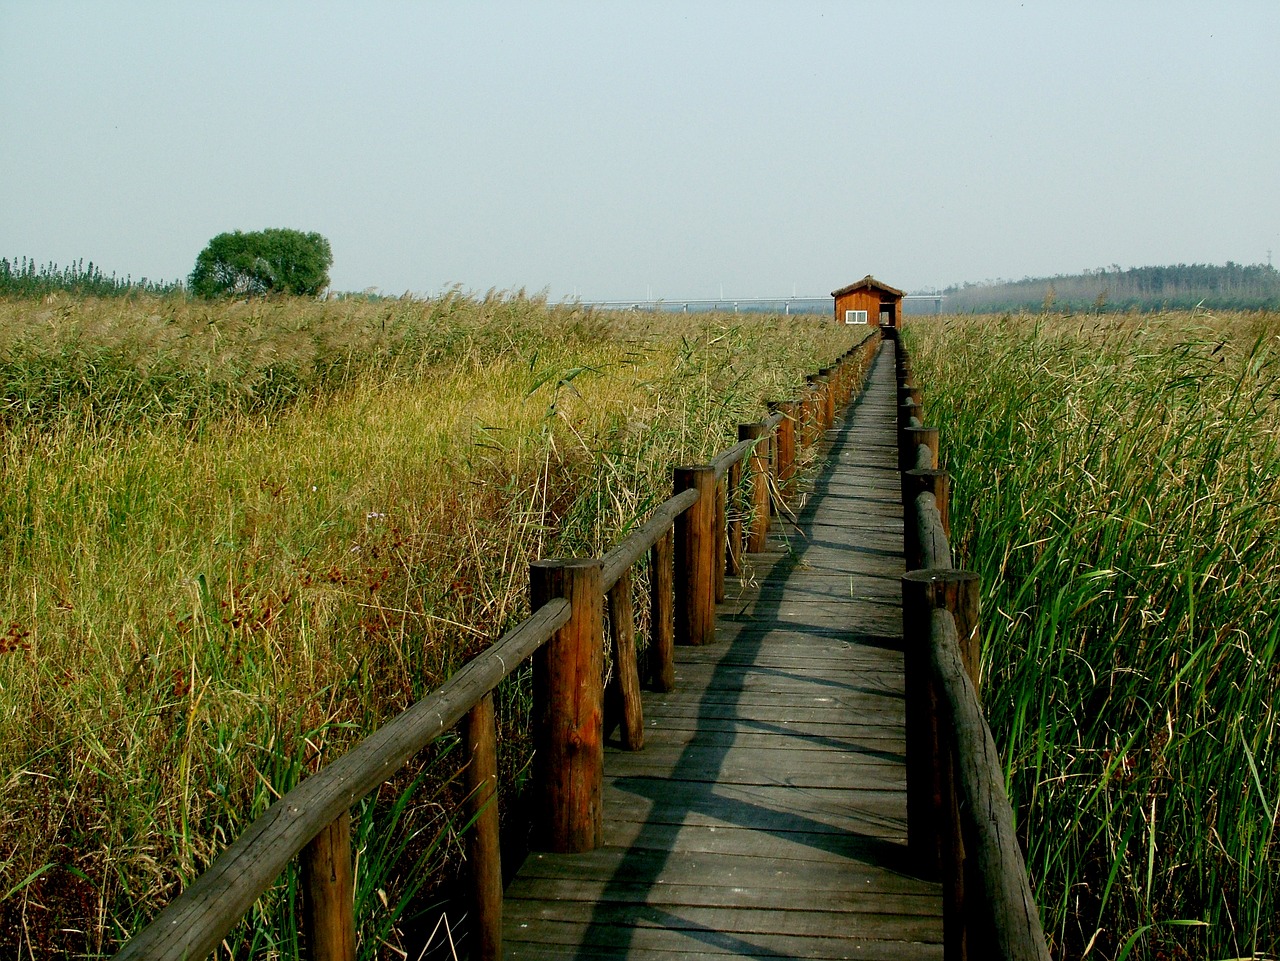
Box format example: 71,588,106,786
844,309,868,325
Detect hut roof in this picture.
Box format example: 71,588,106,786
831,275,905,298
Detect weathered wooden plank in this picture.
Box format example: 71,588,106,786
620,726,905,753
597,817,913,866
601,757,907,791
504,900,947,941
504,901,943,941
513,847,935,894
505,926,943,961
599,783,909,838
504,879,940,916
638,692,906,720
640,700,904,727
658,657,904,686
607,740,903,772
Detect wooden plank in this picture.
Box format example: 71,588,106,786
601,758,906,791
620,726,905,753
504,901,943,941
505,877,938,915
513,847,935,894
599,782,909,837
506,926,943,961
641,699,904,727
596,816,914,867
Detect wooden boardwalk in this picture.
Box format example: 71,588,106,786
503,342,944,960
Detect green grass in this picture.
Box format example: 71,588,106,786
0,291,861,957
904,311,1280,960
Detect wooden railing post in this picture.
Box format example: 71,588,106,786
606,568,644,750
649,530,676,691
674,467,717,646
768,400,798,506
900,425,939,473
738,424,771,553
530,558,604,852
902,568,982,958
300,811,356,961
464,693,502,961
818,370,835,428
899,399,923,433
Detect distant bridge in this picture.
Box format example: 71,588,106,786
581,295,946,315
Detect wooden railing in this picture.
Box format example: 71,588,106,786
114,328,882,961
888,327,1051,961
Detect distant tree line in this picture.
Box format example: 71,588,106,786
4,229,332,301
944,262,1280,313
1,256,183,298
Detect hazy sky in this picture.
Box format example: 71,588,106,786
3,2,1277,299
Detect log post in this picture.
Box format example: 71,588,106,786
901,568,981,884
530,558,604,852
738,424,771,554
464,693,502,961
606,569,644,750
300,811,356,961
898,384,923,411
818,370,835,428
768,400,798,505
901,425,939,473
899,400,923,433
674,467,717,646
649,530,676,691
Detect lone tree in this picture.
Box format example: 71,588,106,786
189,228,333,297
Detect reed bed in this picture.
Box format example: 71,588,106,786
0,292,859,958
904,311,1280,960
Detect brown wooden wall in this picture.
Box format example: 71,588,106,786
834,289,901,328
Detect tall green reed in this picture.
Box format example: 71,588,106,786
905,312,1280,960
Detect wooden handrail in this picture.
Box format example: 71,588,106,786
600,488,699,592
115,597,571,961
710,438,754,479
708,409,787,479
930,610,1051,961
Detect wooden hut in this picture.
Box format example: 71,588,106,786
831,275,904,328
